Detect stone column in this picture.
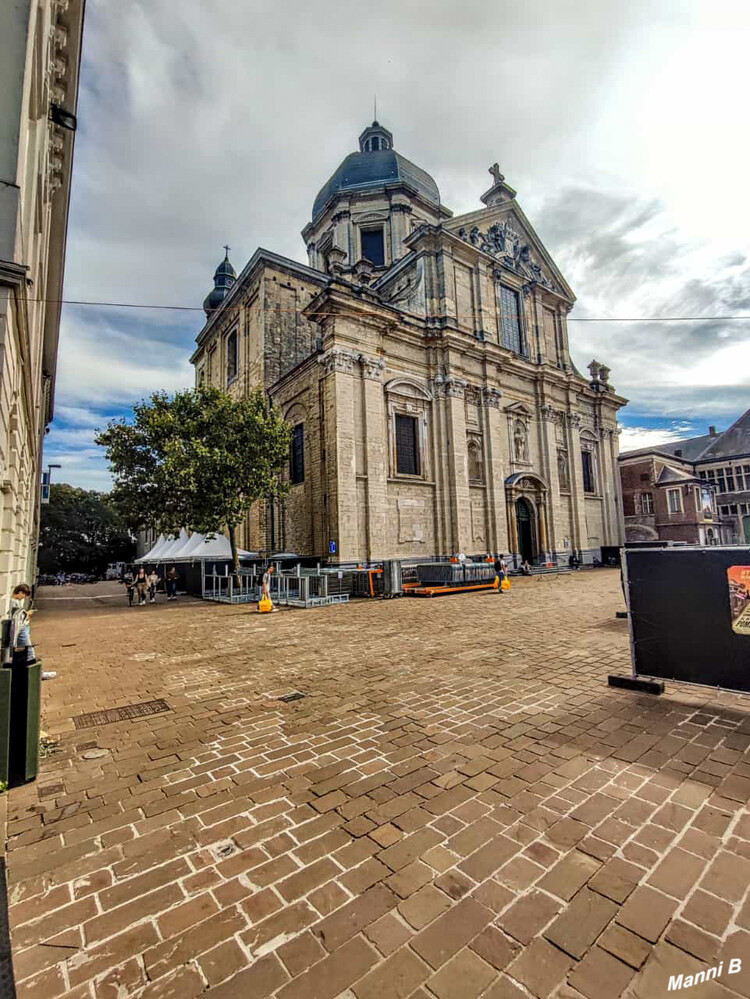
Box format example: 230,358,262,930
442,378,471,552
482,387,506,553
360,355,387,560
566,412,589,555
539,404,561,556
319,348,359,562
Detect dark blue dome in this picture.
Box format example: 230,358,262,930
203,249,236,316
312,147,441,222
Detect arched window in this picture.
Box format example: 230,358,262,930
580,431,598,494
468,438,483,483
226,329,238,385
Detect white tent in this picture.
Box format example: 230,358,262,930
142,533,167,560
137,529,253,563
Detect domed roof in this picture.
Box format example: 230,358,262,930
312,122,441,222
203,247,236,316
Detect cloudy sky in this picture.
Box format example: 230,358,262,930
47,0,750,489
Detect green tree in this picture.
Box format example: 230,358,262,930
38,484,136,575
95,386,293,580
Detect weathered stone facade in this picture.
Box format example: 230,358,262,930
0,0,84,599
191,125,626,564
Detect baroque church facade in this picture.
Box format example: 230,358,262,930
191,122,626,565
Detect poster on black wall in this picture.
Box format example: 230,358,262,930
626,547,750,692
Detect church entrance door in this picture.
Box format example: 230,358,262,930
516,497,536,564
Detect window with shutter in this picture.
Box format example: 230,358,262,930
395,414,419,476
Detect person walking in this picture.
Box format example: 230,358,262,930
166,567,179,601
9,584,56,678
147,569,160,604
133,567,149,606
494,554,508,593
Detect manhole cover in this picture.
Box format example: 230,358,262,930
73,699,171,730
278,692,306,703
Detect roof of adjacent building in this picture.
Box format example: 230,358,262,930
312,133,441,221
620,408,750,463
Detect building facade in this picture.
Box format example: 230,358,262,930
0,0,84,598
192,123,627,565
619,410,750,545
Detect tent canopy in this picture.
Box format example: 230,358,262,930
136,530,253,563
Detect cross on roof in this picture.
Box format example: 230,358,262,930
223,244,230,258
489,162,504,185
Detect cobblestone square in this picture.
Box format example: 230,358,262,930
6,571,750,998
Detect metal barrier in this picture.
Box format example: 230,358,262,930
201,563,350,609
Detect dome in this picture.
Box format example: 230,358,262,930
312,122,441,222
203,247,236,316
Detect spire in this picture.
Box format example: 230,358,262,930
203,247,237,317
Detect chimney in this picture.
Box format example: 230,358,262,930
709,426,717,436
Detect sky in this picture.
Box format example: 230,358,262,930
46,0,750,490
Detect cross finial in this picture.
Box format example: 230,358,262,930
223,244,230,258
489,162,504,185
373,94,377,123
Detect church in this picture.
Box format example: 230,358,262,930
191,121,626,565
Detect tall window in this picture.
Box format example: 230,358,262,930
668,488,682,514
641,492,654,514
581,450,595,494
467,439,483,483
361,228,385,267
226,329,238,385
395,414,419,476
499,285,524,355
290,424,305,484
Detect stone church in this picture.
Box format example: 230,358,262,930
191,121,626,565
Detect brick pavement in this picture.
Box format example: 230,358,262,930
5,571,750,998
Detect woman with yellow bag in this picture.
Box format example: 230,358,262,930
259,564,274,613
494,554,511,593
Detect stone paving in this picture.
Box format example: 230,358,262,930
5,572,750,998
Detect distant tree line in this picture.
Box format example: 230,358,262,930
38,484,135,575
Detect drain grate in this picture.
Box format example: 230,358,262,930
73,698,171,730
278,692,306,703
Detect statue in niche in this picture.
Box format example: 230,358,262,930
514,422,528,463
558,450,570,490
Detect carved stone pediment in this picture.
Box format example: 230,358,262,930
456,217,555,291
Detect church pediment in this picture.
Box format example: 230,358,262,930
445,204,574,303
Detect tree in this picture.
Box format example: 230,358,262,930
95,386,293,580
38,485,136,575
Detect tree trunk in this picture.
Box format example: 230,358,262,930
228,523,241,589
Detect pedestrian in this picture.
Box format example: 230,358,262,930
494,553,508,588
521,560,532,575
133,567,149,606
123,569,134,605
259,564,274,612
166,567,178,601
147,569,160,604
9,584,56,679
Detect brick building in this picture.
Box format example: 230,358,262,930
191,122,627,565
618,409,750,545
0,0,85,599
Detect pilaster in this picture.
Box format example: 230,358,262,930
539,404,562,554
566,412,589,554
482,387,507,553
436,376,471,551
319,348,359,561
360,355,388,560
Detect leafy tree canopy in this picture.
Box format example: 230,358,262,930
95,386,293,574
39,484,135,575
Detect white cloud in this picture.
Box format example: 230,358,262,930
55,0,750,489
618,426,692,453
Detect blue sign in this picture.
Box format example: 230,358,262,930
329,540,337,554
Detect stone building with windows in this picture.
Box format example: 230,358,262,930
0,0,85,598
191,122,626,565
619,410,750,546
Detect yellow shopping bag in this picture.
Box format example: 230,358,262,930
258,594,273,613
501,576,511,591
